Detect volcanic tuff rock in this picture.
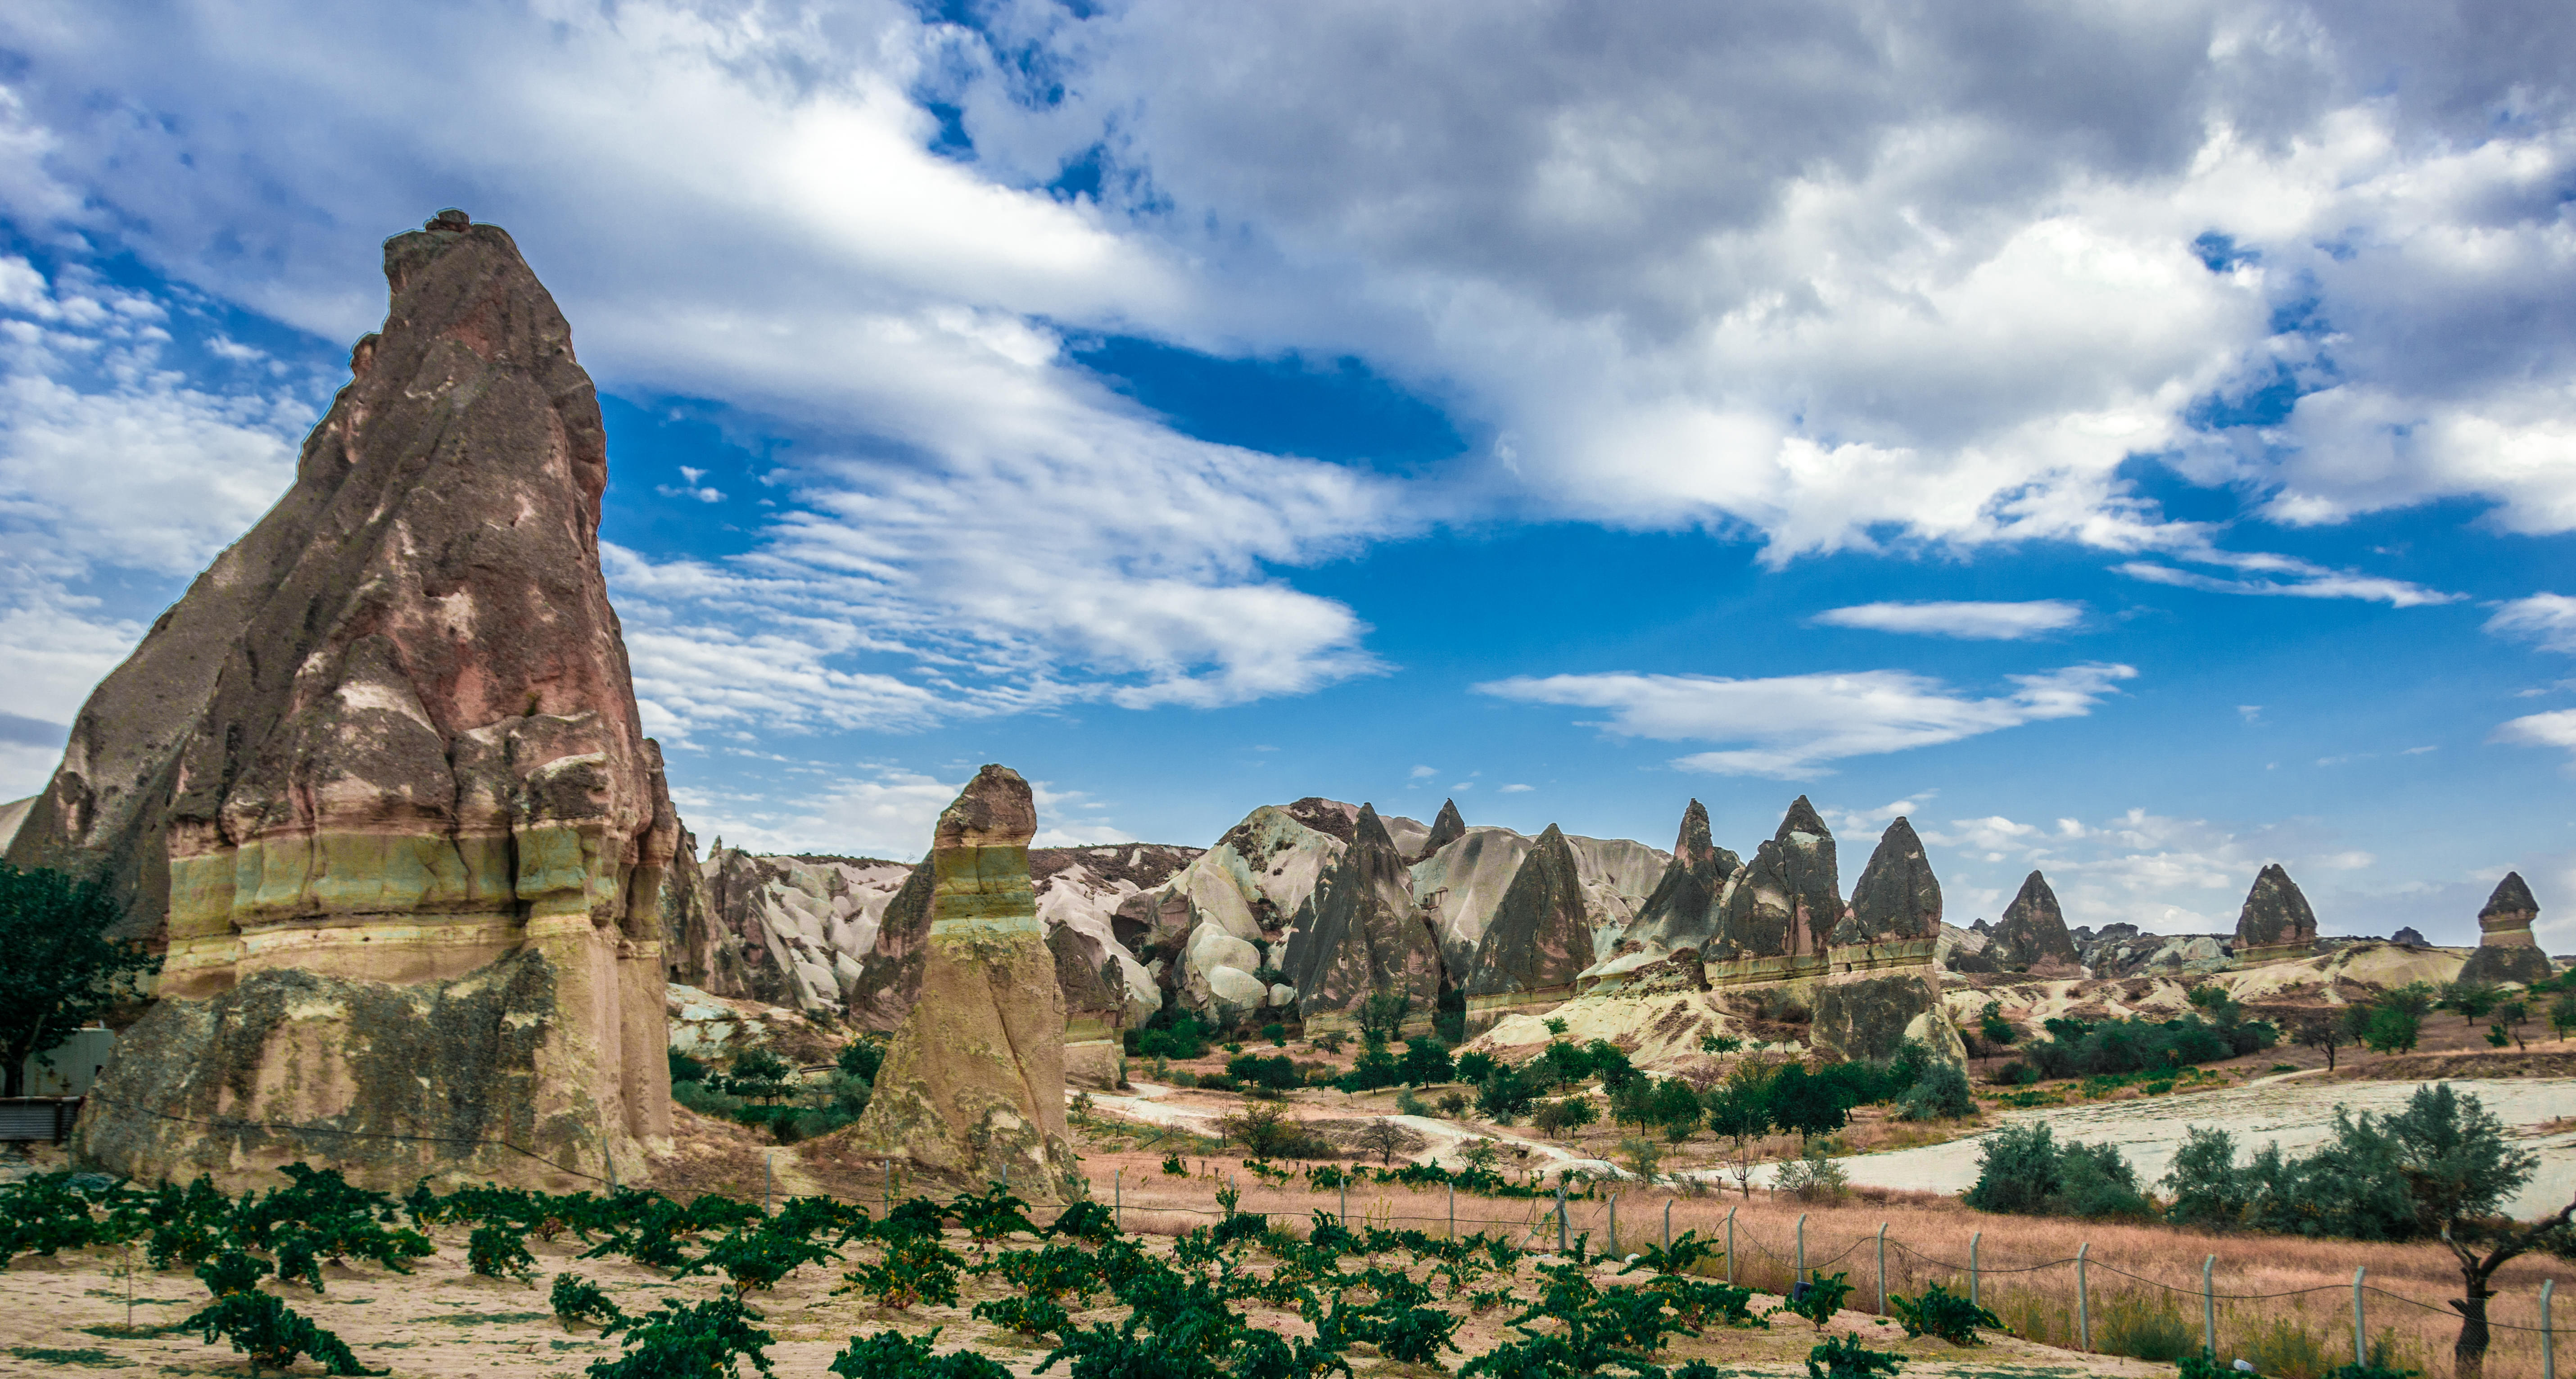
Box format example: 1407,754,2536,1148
1833,817,1938,945
1281,804,1442,1033
1461,825,1591,1012
2233,864,2319,962
849,765,1077,1199
1618,799,1743,955
2459,872,2554,986
1411,798,1467,864
1411,825,1667,980
47,211,670,1185
1707,797,1842,961
2393,926,2430,947
1988,871,2083,977
1812,818,1956,1063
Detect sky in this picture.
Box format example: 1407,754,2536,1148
2,1,2574,948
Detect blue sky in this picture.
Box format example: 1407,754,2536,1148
3,1,2574,946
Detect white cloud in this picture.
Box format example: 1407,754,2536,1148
1812,601,2083,640
1408,764,1439,779
2486,594,2576,655
2115,559,2456,607
2493,709,2576,762
1498,783,1533,793
1477,663,2134,778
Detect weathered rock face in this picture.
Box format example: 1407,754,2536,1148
1281,804,1442,1034
2088,932,2231,978
1619,800,1742,954
849,765,1077,1198
2459,872,2554,986
700,847,919,1016
1411,798,1467,864
1461,825,1591,1024
1411,827,1534,977
658,829,754,1001
1707,797,1841,961
51,212,672,1185
1988,871,2083,977
1812,818,1954,1063
2233,864,2318,963
2392,926,2429,947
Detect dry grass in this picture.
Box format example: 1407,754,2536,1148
1083,1154,2566,1379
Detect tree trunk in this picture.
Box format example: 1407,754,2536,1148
2451,1289,2491,1379
0,1057,21,1099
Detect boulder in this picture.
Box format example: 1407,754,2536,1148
50,212,672,1188
1707,796,1841,960
1988,871,2083,977
846,765,1078,1199
2232,864,2318,963
2458,873,2554,986
1411,797,1468,864
1619,799,1742,954
1461,824,1591,1029
1280,804,1442,1035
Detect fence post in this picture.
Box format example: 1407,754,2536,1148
1001,1161,1009,1192
2541,1276,2555,1379
1448,1182,1456,1240
1726,1207,1737,1284
1877,1222,1889,1315
2353,1266,2367,1367
1609,1194,1618,1258
2077,1243,2091,1352
1969,1230,1981,1307
2203,1255,2217,1359
1664,1200,1672,1255
764,1153,773,1216
1797,1212,1808,1278
884,1159,892,1212
1557,1180,1569,1253
1341,1176,1350,1223
1114,1170,1122,1233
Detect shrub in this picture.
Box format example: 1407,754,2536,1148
669,1049,709,1083
1220,1102,1333,1158
1898,1062,1975,1121
2097,1293,2194,1362
684,1227,837,1291
1993,1061,2039,1086
1227,1053,1302,1091
1806,1333,1904,1379
1963,1123,2062,1214
1889,1281,2000,1346
1776,1145,1849,1204
1476,1067,1541,1124
184,1292,383,1376
972,1295,1072,1339
836,1234,964,1311
1532,1097,1598,1138
1380,1306,1463,1363
1046,1200,1119,1243
1401,1035,1456,1086
2058,1141,2152,1218
1780,1270,1854,1330
552,1274,628,1330
2244,1314,2338,1379
590,1294,776,1379
468,1222,538,1280
832,1328,1011,1379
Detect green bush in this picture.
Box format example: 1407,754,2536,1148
588,1294,776,1379
2096,1294,2194,1362
1806,1333,1904,1379
183,1291,382,1376
972,1295,1072,1339
1964,1123,2148,1218
551,1274,628,1330
1888,1281,1999,1345
832,1328,1011,1379
1779,1270,1854,1330
1898,1062,1975,1121
468,1223,538,1280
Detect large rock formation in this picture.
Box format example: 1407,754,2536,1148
1281,804,1442,1034
848,765,1077,1198
1707,797,1841,961
2232,864,2319,964
1813,818,1958,1061
1618,800,1741,955
1411,798,1467,863
1988,871,2083,977
2458,873,2554,986
47,211,671,1186
1460,824,1591,1029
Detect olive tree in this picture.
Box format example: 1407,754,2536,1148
0,864,159,1098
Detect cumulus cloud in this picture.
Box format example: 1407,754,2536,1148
1812,601,2084,640
670,766,1134,857
1498,782,1534,793
1477,663,2135,777
2493,709,2576,762
2486,594,2576,655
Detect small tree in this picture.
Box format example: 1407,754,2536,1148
2493,1000,2529,1051
1356,987,1413,1043
1399,1036,1454,1087
1702,1067,1774,1197
0,864,160,1098
2295,1015,2346,1071
2382,1084,2576,1379
2550,994,2576,1042
1354,1117,1416,1165
2362,1005,2421,1054
1650,1078,1703,1143
2439,981,2503,1026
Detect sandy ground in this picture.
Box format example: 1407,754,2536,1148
1781,1075,2576,1214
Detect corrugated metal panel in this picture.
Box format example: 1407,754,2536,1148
0,1099,76,1142
20,1028,117,1097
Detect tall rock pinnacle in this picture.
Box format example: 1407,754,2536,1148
2231,864,2318,963
1988,870,2082,977
2459,872,2553,986
1814,817,1954,1062
42,211,674,1187
1707,796,1841,960
1461,824,1591,1025
1622,798,1742,953
1411,798,1468,863
1281,803,1441,1035
850,765,1078,1197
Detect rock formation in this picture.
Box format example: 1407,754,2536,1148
2232,864,2319,964
1411,798,1467,864
848,765,1077,1198
1618,800,1742,954
1460,825,1591,1030
1411,826,1535,977
1707,797,1841,961
1988,871,2083,977
1813,818,1958,1062
43,211,671,1187
2458,873,2554,986
1281,804,1442,1034
2392,926,2429,948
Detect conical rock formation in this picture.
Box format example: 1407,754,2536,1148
1813,818,1956,1062
1989,871,2082,977
2458,872,2553,986
1461,825,1590,1029
847,765,1077,1198
1411,798,1467,864
1619,799,1741,954
1707,796,1840,960
1281,804,1441,1035
44,212,674,1188
2232,864,2318,964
